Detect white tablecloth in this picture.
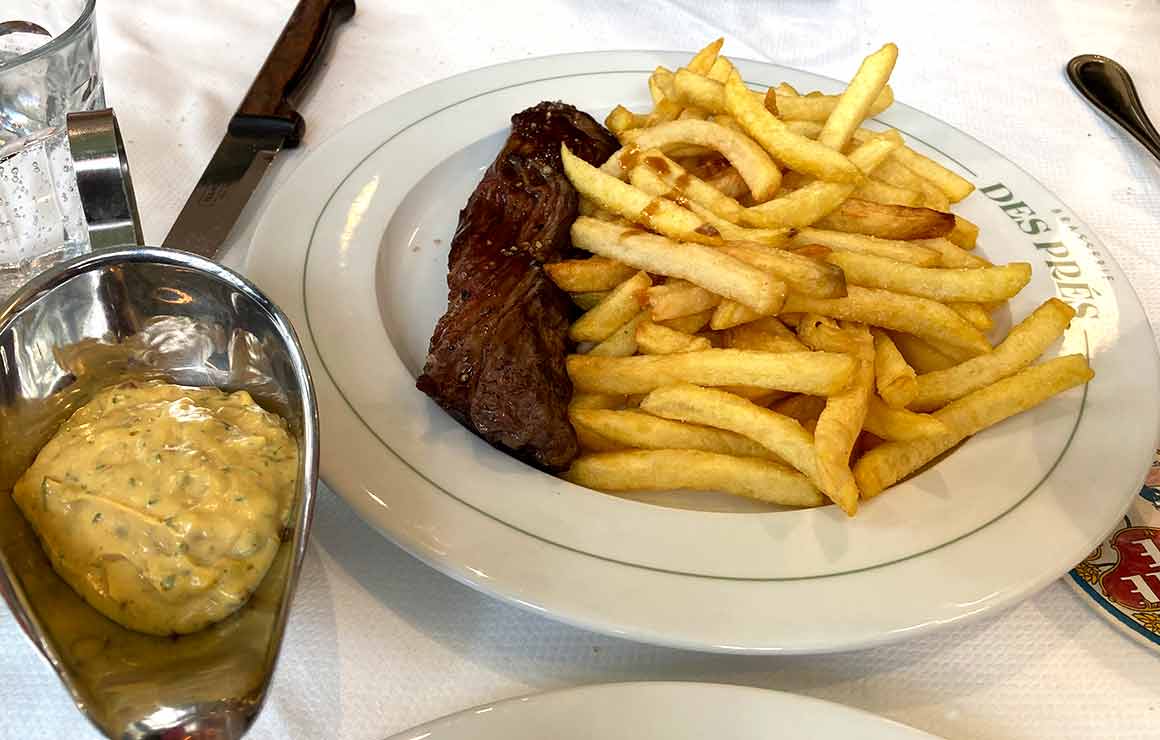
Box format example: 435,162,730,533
3,1,1160,738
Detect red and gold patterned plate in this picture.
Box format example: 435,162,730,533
1070,448,1160,650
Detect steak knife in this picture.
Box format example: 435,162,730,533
164,0,356,258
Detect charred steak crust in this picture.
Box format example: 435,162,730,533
416,102,619,472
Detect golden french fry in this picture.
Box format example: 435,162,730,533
567,349,857,395
704,167,750,200
602,120,781,201
722,316,807,353
571,217,785,312
625,149,745,221
640,384,815,467
795,314,874,359
569,396,627,449
641,383,855,511
783,285,991,356
711,113,748,135
900,179,946,214
568,271,651,342
649,67,673,104
947,215,979,249
814,197,955,240
871,329,917,408
546,256,638,292
653,66,679,98
923,334,990,365
659,308,715,334
889,332,959,373
681,152,733,178
571,291,609,310
770,393,827,424
710,299,773,330
569,393,626,411
811,324,874,514
741,137,899,227
853,126,903,146
723,74,861,183
776,85,894,122
854,354,1094,497
792,228,940,266
785,120,824,138
653,99,687,126
619,87,686,131
688,38,724,75
825,251,1031,302
565,449,824,507
754,314,801,340
789,243,833,260
728,315,802,345
910,298,1076,411
799,312,838,330
605,105,649,135
851,178,923,207
914,237,990,269
870,156,926,191
570,408,776,459
605,105,638,134
563,145,722,245
657,143,717,158
684,202,795,246
718,242,847,298
740,179,856,226
574,426,622,453
818,43,898,151
670,68,737,113
848,134,950,212
708,55,735,82
589,311,650,357
774,81,800,97
718,386,787,405
762,87,780,117
635,320,713,354
947,302,994,331
848,130,973,205
678,107,711,120
888,143,975,202
778,170,813,191
647,279,722,320
862,394,947,441
917,181,950,211
587,204,634,225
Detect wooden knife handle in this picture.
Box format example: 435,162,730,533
230,0,356,147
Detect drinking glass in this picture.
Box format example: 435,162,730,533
0,0,103,300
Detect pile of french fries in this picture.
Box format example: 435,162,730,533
548,40,1094,516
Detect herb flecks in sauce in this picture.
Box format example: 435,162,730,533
12,382,297,636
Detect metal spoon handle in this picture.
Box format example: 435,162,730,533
1067,54,1160,163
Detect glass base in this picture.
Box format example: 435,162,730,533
0,239,88,302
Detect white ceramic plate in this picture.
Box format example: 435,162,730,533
385,683,942,740
246,51,1160,652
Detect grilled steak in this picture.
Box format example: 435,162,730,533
416,102,619,472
